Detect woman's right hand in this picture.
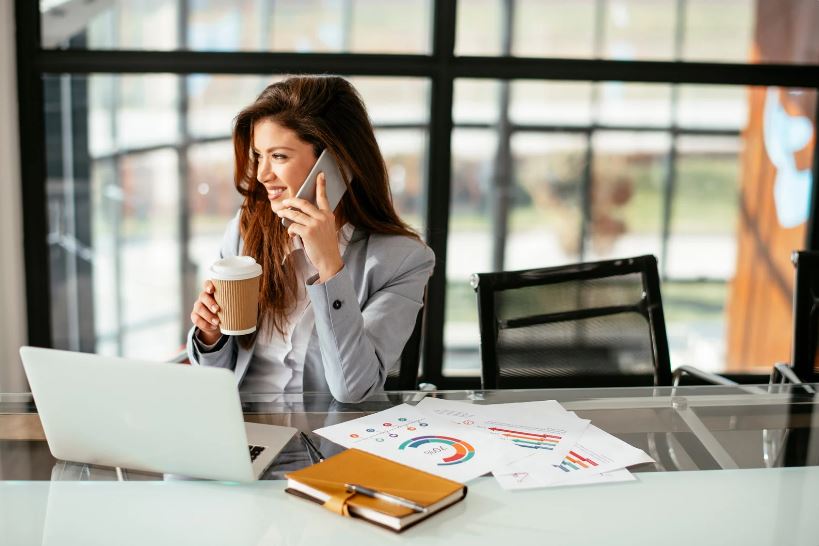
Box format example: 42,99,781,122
190,280,222,346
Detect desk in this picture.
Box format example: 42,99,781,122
2,384,819,544
1,468,817,545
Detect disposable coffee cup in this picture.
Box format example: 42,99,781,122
209,256,263,335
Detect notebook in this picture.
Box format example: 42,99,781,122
285,448,467,532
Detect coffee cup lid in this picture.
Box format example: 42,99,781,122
209,256,262,281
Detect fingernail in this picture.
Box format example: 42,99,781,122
211,305,218,312
211,318,218,325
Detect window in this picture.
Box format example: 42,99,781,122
19,0,819,390
445,80,815,376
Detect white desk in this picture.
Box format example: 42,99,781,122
4,385,819,543
3,466,818,545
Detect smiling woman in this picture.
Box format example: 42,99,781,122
251,119,315,210
186,76,435,403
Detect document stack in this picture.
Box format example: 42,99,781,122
314,397,654,490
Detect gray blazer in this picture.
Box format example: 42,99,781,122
186,213,435,403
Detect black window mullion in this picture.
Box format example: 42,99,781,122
35,50,438,77
419,0,457,386
451,57,819,88
15,0,52,350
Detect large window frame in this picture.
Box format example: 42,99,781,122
16,0,819,388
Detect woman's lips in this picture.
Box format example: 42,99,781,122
267,188,286,200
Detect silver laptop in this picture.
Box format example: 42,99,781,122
20,346,297,482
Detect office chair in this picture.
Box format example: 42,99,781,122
766,250,819,392
789,250,819,381
471,255,673,389
384,291,427,391
752,251,818,468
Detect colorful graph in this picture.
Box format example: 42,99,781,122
558,450,599,472
488,426,562,450
399,435,476,465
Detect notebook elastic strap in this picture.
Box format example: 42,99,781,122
323,490,356,517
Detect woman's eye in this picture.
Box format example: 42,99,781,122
272,153,287,160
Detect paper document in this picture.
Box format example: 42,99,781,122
494,467,636,490
313,404,503,483
550,425,654,480
493,424,654,488
415,397,590,465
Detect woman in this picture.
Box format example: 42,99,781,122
186,76,434,403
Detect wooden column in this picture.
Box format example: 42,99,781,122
726,0,818,370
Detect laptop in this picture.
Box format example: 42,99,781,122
20,346,297,482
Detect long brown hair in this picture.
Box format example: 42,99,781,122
232,75,418,341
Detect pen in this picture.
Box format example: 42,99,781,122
299,432,326,462
345,483,428,513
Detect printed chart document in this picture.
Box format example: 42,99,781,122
313,404,502,483
415,397,590,465
493,424,654,490
494,467,635,490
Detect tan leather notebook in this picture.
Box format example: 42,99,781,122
285,448,467,532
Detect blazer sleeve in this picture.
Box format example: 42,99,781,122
307,240,435,403
186,325,238,370
185,211,242,369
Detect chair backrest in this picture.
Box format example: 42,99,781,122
472,255,672,389
384,293,426,391
791,250,819,380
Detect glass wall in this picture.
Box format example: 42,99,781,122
31,0,818,385
454,0,816,65
41,0,433,53
445,80,816,376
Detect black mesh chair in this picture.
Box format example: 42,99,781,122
770,250,819,387
790,250,819,381
471,255,672,389
761,251,819,467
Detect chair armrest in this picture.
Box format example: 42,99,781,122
771,362,803,385
672,365,738,387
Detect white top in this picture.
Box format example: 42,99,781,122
239,224,355,394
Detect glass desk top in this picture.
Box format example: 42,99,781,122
2,383,819,481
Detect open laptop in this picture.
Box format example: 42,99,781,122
20,346,297,482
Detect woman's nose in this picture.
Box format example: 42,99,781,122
257,157,272,183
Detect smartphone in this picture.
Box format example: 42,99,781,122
281,149,349,227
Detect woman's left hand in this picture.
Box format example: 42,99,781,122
279,173,344,283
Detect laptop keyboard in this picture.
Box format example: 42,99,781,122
248,445,267,462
